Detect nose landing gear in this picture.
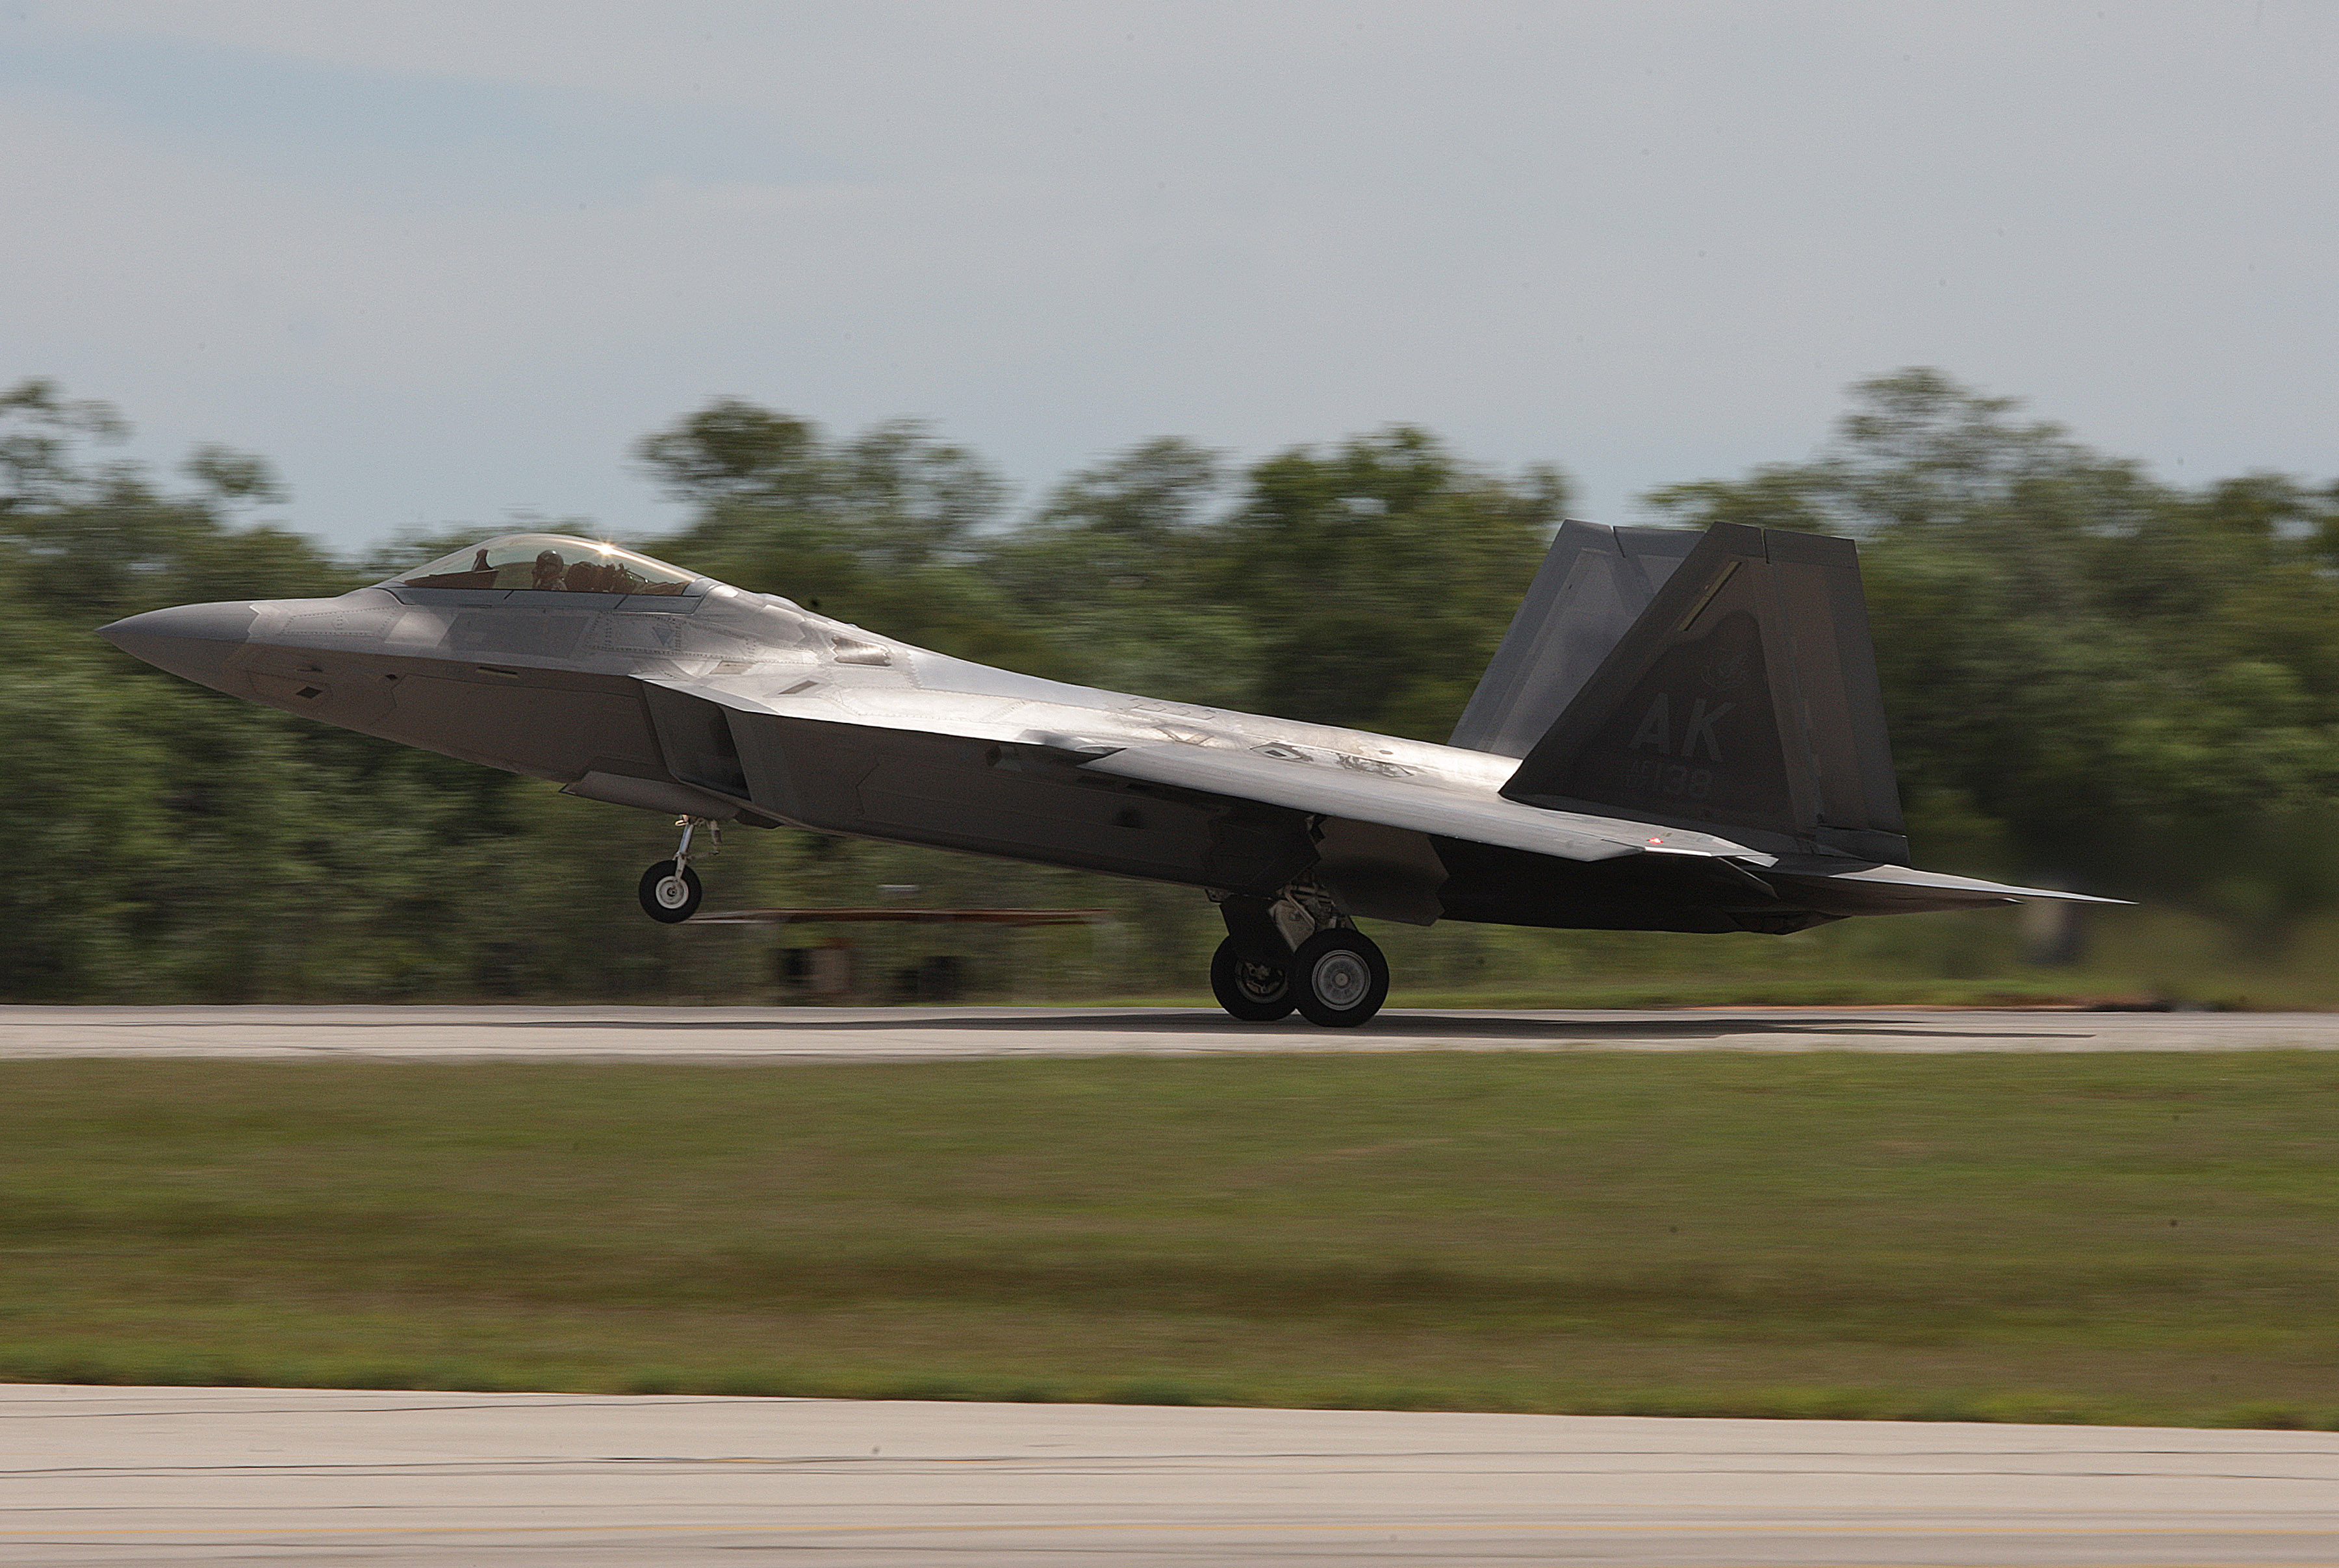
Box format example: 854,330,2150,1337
639,816,719,923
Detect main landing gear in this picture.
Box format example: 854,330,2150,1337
639,816,719,924
1209,884,1389,1028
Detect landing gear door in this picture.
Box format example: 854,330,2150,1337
641,685,752,803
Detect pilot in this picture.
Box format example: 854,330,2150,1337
531,550,565,590
470,548,491,573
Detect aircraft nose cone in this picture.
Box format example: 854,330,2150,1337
97,601,259,691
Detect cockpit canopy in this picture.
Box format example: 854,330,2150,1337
381,534,701,597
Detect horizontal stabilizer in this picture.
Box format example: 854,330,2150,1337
1761,861,2130,917
1450,520,1697,757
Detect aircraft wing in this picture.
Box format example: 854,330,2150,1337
649,676,2119,910
637,674,1742,865
1078,742,1770,866
1082,745,2125,907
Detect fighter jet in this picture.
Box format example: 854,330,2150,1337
98,520,2108,1026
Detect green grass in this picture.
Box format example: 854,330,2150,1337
4,1054,2338,1428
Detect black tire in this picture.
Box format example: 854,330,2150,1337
638,860,703,923
1210,936,1294,1021
1290,929,1388,1028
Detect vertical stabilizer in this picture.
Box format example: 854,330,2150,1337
1450,521,1698,757
1498,523,1908,864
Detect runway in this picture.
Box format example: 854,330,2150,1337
6,1385,2338,1566
2,1003,2336,1061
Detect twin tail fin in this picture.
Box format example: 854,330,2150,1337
1448,520,1697,759
1490,522,1909,865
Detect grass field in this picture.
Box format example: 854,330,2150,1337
3,1053,2337,1428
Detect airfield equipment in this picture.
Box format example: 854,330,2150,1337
99,522,2108,1026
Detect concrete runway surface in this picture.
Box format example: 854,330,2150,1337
3,1003,2338,1061
5,1385,2338,1567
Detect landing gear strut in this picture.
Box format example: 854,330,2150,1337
639,816,719,924
1210,883,1388,1028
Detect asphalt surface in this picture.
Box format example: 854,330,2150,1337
6,1385,2337,1566
2,1004,2338,1061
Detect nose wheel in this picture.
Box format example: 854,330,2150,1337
639,816,717,923
638,860,703,922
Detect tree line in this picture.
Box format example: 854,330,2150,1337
5,370,2334,1000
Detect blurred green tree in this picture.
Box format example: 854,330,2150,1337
0,383,732,1001
639,399,1067,675
16,368,2339,998
1646,368,2339,944
1214,427,1566,738
981,437,1261,706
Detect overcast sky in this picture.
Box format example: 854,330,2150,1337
5,1,2333,551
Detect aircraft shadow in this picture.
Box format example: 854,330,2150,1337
520,1011,2088,1042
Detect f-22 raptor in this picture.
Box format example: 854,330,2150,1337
100,520,2106,1026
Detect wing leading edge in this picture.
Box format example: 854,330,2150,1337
1079,743,1767,866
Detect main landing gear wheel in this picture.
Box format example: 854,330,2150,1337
1290,929,1389,1028
638,859,702,923
1210,937,1295,1022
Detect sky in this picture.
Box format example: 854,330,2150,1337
5,0,2334,551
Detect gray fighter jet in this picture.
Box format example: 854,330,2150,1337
99,520,2108,1026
